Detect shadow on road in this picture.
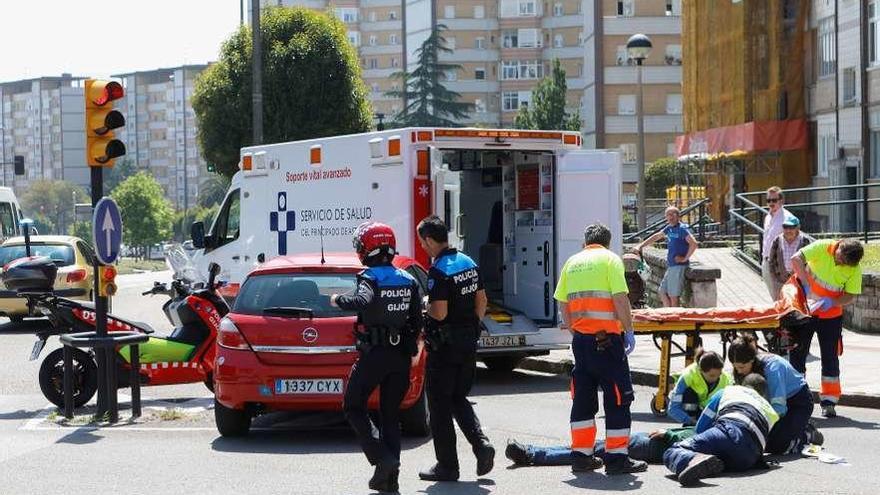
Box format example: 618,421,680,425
418,479,494,495
813,415,880,430
0,408,49,420
471,369,568,397
564,472,644,491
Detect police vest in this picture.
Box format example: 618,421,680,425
432,249,481,326
681,363,732,409
717,385,780,449
359,265,417,331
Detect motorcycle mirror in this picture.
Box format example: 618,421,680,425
208,262,221,289
191,221,206,250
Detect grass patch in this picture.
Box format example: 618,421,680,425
863,244,880,273
114,258,167,275
156,408,185,421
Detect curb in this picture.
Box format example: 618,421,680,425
519,356,880,410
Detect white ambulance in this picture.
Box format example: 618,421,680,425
191,128,622,371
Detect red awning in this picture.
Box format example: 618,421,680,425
675,119,808,158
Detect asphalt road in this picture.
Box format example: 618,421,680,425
0,271,878,494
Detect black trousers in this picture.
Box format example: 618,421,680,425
426,348,489,470
343,345,412,465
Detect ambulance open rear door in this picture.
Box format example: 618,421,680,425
555,150,623,270
430,146,462,249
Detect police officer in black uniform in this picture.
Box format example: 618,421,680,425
416,215,495,482
331,222,422,493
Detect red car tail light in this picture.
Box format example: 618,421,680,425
66,268,88,283
218,317,251,350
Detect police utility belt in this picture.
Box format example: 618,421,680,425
425,318,479,351
356,325,404,350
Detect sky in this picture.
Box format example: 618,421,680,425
0,0,242,82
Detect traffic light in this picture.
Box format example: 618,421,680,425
98,265,118,297
85,79,126,167
207,163,216,173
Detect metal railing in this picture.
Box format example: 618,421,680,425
623,197,712,243
730,183,880,268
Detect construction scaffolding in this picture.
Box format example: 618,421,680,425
679,0,813,223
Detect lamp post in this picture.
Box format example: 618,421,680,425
627,33,652,230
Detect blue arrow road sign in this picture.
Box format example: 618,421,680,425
92,197,123,265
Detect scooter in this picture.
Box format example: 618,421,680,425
4,252,228,408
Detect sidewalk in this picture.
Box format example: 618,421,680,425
521,248,880,408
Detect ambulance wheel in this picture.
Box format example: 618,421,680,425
650,394,668,417
400,386,431,438
483,356,522,373
214,399,251,437
39,348,98,409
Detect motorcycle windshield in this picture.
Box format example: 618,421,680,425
164,244,199,284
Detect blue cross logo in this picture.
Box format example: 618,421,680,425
269,192,296,255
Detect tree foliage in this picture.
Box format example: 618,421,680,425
645,157,701,199
197,174,231,208
386,25,471,126
173,204,219,242
19,180,88,235
110,172,174,257
515,59,580,131
192,6,372,177
105,158,138,193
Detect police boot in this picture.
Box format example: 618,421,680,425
369,459,400,492
505,439,533,466
475,442,495,476
677,454,724,487
418,463,460,482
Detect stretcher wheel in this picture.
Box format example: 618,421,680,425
650,393,668,417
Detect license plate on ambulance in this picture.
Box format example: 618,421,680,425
478,335,526,348
275,378,343,395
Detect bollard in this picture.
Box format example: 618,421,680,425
63,345,73,419
106,349,118,423
130,344,141,419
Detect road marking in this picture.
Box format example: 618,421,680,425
20,403,55,431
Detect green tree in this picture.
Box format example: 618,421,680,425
105,158,139,193
172,204,220,242
514,59,581,131
69,221,91,242
197,174,231,208
386,25,471,126
19,180,88,235
645,157,700,199
192,6,372,177
110,172,174,259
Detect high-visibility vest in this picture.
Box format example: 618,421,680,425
555,245,628,335
800,240,862,319
681,363,732,409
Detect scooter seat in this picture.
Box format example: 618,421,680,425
108,314,157,334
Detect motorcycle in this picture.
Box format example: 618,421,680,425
4,248,228,408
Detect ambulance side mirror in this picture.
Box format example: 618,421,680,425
191,222,207,250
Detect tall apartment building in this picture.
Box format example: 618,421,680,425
255,0,682,199
113,65,210,210
0,75,89,193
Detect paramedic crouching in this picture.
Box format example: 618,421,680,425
416,215,495,482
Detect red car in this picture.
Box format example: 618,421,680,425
212,253,430,437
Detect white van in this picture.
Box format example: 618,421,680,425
0,187,23,240
192,128,622,370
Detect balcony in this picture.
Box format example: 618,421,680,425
603,16,681,36
360,20,402,32
541,15,583,29
603,66,682,85
604,115,684,134
359,44,403,56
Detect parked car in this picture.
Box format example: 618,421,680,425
0,236,95,320
213,252,430,437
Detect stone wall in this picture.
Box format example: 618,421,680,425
844,273,880,334
639,248,721,308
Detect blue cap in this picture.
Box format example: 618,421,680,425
782,215,800,228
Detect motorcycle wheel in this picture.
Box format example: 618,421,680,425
39,348,98,408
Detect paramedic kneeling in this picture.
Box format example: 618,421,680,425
556,223,646,475
331,222,422,493
416,215,495,482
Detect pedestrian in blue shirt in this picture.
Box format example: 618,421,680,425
635,206,698,306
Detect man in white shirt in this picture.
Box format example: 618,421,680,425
761,186,791,301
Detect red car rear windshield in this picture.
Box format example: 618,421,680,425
233,273,359,318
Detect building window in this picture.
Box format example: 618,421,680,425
447,36,456,49
817,133,835,177
368,35,377,46
444,5,456,19
445,69,458,81
389,34,398,45
503,92,519,111
554,34,564,48
843,67,857,104
666,0,681,16
617,0,634,17
369,11,377,22
371,83,380,93
475,68,486,80
617,46,633,65
620,143,637,162
871,130,880,177
554,2,563,16
335,8,358,23
618,94,636,115
475,37,486,49
871,2,879,65
503,30,518,48
475,99,486,113
474,5,485,18
666,94,683,114
389,10,398,20
665,45,682,65
519,0,537,16
578,32,585,46
347,31,360,47
819,16,836,77
518,28,540,48
391,57,399,68
368,58,378,69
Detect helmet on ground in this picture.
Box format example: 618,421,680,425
352,222,397,261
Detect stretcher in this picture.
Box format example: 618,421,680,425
631,280,811,416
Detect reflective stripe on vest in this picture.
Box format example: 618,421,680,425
681,364,732,409
567,289,621,334
717,386,779,430
803,241,846,318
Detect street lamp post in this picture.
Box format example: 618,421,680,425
627,33,652,230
